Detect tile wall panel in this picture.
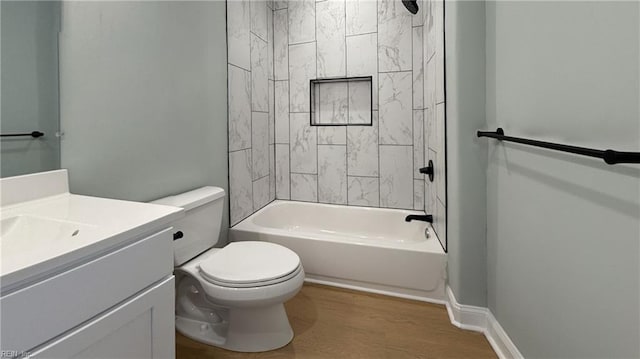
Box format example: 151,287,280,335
316,0,346,77
228,1,276,225
378,0,412,72
379,71,413,145
379,145,413,209
318,145,348,204
288,0,316,44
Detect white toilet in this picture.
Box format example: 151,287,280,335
152,187,304,352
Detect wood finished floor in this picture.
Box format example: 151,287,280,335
176,283,497,359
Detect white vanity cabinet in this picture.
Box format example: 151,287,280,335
0,170,183,359
0,228,176,359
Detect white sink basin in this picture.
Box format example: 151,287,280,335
1,215,95,244
1,216,98,269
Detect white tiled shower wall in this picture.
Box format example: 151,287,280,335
228,0,276,225
228,0,445,241
423,0,446,241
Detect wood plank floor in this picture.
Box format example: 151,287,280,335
176,283,497,359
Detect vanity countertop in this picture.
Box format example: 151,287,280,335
1,193,183,291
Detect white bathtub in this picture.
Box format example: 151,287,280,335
230,200,447,303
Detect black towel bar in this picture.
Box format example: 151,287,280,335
477,128,640,165
0,131,44,138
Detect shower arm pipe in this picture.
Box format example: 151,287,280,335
477,128,640,165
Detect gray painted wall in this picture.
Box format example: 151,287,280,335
486,1,639,357
1,1,60,177
59,2,229,240
445,0,488,306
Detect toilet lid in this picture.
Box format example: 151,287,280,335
198,242,300,285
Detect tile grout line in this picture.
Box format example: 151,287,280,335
287,6,292,200
377,0,381,208
270,5,275,202
344,0,349,205
345,30,378,38
248,0,255,213
315,0,319,203
228,62,251,74
378,70,414,74
411,13,415,210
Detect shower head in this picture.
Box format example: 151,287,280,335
402,0,419,15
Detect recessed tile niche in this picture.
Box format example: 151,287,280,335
310,77,373,126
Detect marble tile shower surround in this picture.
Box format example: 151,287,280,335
422,0,446,244
228,0,276,226
271,0,445,221
228,0,446,244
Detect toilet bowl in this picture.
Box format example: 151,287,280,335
152,187,304,352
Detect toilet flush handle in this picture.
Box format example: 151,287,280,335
173,231,184,240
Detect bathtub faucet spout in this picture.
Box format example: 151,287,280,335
405,214,433,223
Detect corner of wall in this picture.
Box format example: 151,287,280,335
446,285,524,359
444,0,488,307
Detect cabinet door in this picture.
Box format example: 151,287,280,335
30,277,175,359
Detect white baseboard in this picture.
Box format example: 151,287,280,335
484,310,523,359
445,286,523,359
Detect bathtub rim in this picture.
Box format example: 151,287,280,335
231,200,444,254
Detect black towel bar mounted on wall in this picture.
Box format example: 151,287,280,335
0,131,44,138
477,128,640,165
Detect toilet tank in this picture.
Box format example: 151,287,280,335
151,186,225,266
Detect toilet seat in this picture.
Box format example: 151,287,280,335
198,241,301,288
199,265,303,288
